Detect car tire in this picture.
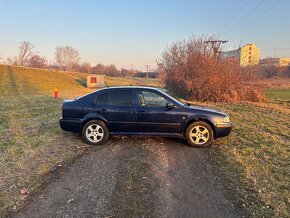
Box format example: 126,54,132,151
185,121,214,148
82,120,109,145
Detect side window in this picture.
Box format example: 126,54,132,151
96,92,109,105
139,91,169,107
110,90,133,106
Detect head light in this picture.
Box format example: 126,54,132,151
223,116,231,123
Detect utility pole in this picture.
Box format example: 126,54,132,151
204,40,228,58
130,64,134,84
145,64,150,79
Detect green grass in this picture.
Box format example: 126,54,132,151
185,100,290,217
264,88,290,101
218,102,289,217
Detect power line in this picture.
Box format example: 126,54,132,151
228,0,283,40
217,0,252,34
221,0,264,38
260,47,290,51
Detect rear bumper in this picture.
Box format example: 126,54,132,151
214,122,232,138
59,117,82,133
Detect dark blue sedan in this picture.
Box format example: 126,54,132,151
59,86,232,147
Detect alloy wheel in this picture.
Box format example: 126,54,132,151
190,125,209,145
86,124,104,143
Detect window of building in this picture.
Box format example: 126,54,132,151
91,77,97,83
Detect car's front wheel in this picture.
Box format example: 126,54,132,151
185,121,213,147
82,120,109,145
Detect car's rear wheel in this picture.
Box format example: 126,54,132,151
185,121,213,147
82,120,109,145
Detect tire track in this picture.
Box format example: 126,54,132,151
14,137,242,218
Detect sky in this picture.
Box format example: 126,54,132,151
0,0,289,71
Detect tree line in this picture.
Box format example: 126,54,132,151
6,41,137,77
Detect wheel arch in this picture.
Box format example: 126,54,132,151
80,115,111,133
184,117,216,138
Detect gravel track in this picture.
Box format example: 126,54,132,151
15,136,241,218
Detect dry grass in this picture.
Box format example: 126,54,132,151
183,99,290,217
0,65,89,215
0,65,161,216
105,76,161,87
255,77,290,89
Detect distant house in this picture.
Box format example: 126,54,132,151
220,44,260,67
260,57,290,67
134,71,159,78
87,75,105,88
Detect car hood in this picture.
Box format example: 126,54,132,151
188,105,227,116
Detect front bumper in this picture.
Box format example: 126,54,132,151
214,122,232,138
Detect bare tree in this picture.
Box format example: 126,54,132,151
17,41,34,66
105,64,119,77
7,57,16,65
55,46,80,71
93,64,106,74
28,55,47,69
77,62,92,73
7,41,34,66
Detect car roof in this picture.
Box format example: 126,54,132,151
102,86,161,91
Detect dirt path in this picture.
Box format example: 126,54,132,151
15,137,241,218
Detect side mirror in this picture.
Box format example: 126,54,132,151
166,102,174,109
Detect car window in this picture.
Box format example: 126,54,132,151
110,90,133,106
96,92,109,105
139,91,169,107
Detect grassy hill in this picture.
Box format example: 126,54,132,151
0,65,289,217
0,64,161,215
0,65,161,99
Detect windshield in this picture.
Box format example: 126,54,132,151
158,89,184,107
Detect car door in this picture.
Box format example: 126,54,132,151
95,89,138,132
136,89,184,133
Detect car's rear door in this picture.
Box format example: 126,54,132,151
136,89,184,133
96,89,138,132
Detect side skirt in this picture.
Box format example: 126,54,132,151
109,132,184,138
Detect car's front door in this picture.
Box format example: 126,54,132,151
136,89,184,133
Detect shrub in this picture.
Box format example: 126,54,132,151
158,35,265,102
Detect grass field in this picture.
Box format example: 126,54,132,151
264,88,290,101
199,101,289,217
0,64,289,217
0,65,160,216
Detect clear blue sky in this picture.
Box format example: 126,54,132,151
0,0,289,70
